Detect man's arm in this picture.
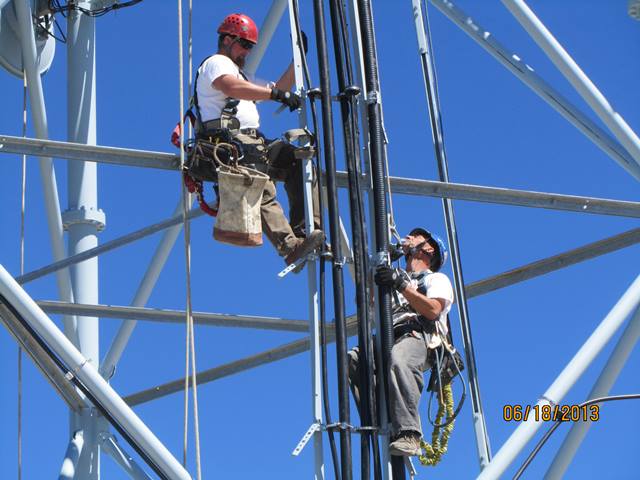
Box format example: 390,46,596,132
400,285,446,321
275,62,295,92
213,74,272,101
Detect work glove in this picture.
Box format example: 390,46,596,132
374,265,410,292
271,87,303,111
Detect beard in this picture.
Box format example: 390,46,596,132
233,54,246,68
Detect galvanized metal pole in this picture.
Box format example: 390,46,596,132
13,0,77,341
412,0,492,468
477,273,640,480
286,2,325,478
65,5,104,478
501,0,640,170
545,304,640,479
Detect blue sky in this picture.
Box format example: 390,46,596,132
1,1,639,478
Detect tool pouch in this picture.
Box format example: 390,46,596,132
213,164,269,247
186,113,243,182
186,138,226,182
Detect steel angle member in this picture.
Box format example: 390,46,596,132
291,422,322,456
0,0,55,77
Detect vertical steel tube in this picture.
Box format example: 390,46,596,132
14,0,77,342
501,0,640,170
545,305,640,479
412,0,491,468
286,2,325,477
478,274,640,480
66,6,103,478
312,1,353,478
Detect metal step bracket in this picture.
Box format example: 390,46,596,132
291,422,322,456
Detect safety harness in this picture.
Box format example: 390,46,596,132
171,55,249,217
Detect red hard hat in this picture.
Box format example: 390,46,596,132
217,13,258,44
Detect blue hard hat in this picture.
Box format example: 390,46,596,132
409,227,448,272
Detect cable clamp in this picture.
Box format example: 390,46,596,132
373,250,390,266
338,85,361,99
319,250,333,260
334,256,351,268
540,395,557,407
65,358,90,382
366,90,380,104
307,87,322,101
325,422,381,434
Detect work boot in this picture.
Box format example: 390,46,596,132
389,431,422,457
285,230,325,273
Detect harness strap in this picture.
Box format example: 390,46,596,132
171,110,197,148
183,171,218,217
192,55,250,132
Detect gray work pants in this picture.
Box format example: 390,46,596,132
348,333,432,436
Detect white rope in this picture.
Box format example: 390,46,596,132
178,0,202,477
179,0,189,465
187,0,193,139
17,69,27,480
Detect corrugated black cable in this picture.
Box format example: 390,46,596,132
291,2,341,478
329,0,383,477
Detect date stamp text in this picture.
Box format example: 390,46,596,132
502,404,599,422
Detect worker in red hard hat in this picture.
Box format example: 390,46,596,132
216,13,259,69
193,13,322,271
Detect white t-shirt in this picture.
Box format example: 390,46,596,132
393,270,454,348
196,54,260,128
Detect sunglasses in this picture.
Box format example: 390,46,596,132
235,37,255,50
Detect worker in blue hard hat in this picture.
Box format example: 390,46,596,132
349,227,454,457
